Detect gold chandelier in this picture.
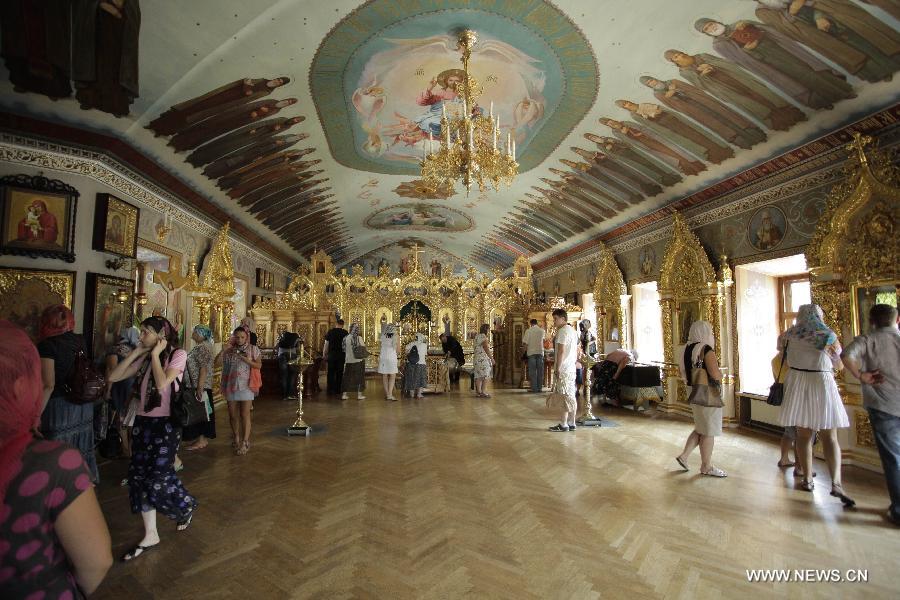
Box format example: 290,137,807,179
420,30,518,194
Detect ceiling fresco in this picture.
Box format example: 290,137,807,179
309,0,597,175
347,237,477,277
1,0,899,273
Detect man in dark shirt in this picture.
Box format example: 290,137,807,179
440,333,465,383
323,319,348,394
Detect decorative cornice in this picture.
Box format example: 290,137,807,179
0,136,293,278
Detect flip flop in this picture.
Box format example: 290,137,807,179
777,461,795,468
675,457,689,471
177,512,194,531
122,542,158,561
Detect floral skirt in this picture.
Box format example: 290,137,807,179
473,351,492,380
592,360,621,401
129,416,197,520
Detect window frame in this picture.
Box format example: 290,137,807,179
777,274,811,335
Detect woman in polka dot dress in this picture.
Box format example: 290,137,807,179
107,317,198,561
0,320,112,598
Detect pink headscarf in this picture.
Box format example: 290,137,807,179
38,304,74,340
0,320,43,501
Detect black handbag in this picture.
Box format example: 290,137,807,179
766,341,789,406
170,364,208,428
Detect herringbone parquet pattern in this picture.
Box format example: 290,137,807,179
92,381,899,599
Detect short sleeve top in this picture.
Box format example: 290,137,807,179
137,349,188,418
36,332,80,399
186,342,214,390
0,439,92,600
554,325,579,374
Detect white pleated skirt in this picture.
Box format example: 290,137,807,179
778,369,849,430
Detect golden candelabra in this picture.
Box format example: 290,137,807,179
287,342,312,436
578,352,599,424
420,30,518,195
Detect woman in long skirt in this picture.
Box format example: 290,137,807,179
108,316,197,561
341,323,367,400
404,333,428,399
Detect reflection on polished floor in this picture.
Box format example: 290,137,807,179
92,381,898,599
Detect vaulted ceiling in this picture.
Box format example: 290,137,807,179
2,0,898,272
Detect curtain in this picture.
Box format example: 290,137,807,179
632,282,664,364
736,267,780,395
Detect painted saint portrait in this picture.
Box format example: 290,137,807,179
2,187,70,255
365,204,473,232
678,300,701,345
0,268,75,341
93,193,139,258
639,246,657,277
748,206,787,251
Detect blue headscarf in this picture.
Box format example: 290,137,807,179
193,324,214,343
782,304,837,350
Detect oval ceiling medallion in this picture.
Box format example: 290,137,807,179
310,0,598,175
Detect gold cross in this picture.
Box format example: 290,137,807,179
411,242,425,268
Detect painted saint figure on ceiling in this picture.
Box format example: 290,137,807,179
695,18,856,110
752,0,900,83
638,76,766,149
665,50,806,131
599,118,706,176
584,134,682,186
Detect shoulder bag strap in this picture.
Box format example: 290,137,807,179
775,340,789,380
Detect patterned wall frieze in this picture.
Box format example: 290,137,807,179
0,135,294,278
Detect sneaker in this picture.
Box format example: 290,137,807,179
548,424,569,432
358,395,366,400
341,393,349,400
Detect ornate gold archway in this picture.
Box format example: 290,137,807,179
590,242,628,349
807,133,900,467
658,213,724,415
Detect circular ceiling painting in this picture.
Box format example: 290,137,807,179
310,0,598,175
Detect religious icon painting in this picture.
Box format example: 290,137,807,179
93,193,139,258
747,205,787,252
677,300,701,345
0,267,76,341
84,273,135,362
0,174,78,263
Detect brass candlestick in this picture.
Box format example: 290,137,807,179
287,343,313,436
578,353,601,425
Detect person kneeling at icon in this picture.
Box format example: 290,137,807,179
592,349,632,406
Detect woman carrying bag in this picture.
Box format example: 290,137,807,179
675,321,727,477
341,323,368,400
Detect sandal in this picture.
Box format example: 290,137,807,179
799,480,815,492
777,460,795,468
830,484,856,508
675,457,689,471
236,441,250,456
122,542,158,561
177,512,194,531
700,467,727,478
548,424,569,432
793,470,817,478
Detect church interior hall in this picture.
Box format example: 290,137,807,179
0,1,899,599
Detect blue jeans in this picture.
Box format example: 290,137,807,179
527,354,544,392
867,407,900,523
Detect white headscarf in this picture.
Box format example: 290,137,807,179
680,320,715,383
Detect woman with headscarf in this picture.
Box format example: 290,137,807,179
378,323,399,400
473,324,495,398
183,325,216,451
37,305,99,481
675,321,727,477
341,323,367,400
222,327,262,455
105,325,140,457
404,332,429,399
107,316,197,561
778,304,854,506
0,320,113,598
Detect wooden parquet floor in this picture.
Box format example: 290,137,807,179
91,381,899,600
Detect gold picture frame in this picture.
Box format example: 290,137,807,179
0,174,78,263
0,267,76,340
93,193,139,258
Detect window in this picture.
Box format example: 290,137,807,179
631,282,664,364
778,276,811,333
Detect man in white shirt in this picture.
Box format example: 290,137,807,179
842,304,900,526
521,318,546,393
549,309,580,432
